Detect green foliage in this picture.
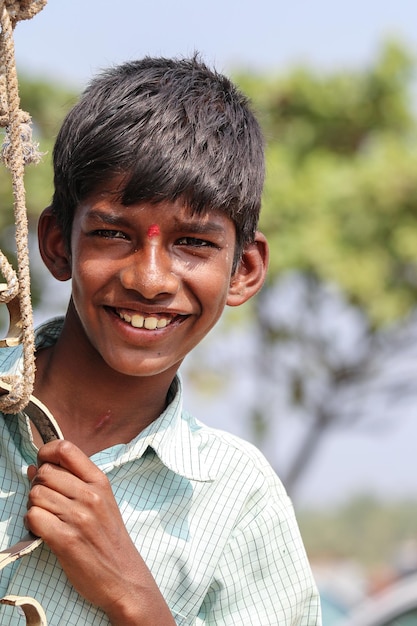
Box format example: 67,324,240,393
237,40,417,327
298,496,417,571
0,75,77,313
19,75,77,139
0,75,76,227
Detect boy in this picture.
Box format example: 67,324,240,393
0,56,321,624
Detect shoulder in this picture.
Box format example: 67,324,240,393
193,415,273,469
0,318,63,378
187,411,276,469
185,411,290,505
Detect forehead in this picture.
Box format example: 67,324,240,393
76,188,236,234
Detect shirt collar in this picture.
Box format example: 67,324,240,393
2,317,217,483
103,375,218,482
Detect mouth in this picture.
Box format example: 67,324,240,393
115,308,183,330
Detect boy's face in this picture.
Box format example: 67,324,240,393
39,185,268,381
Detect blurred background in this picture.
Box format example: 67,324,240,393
2,1,417,622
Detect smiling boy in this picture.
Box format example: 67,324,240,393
0,56,321,624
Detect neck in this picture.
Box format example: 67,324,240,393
32,326,177,456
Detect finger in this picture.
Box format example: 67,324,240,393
27,482,70,519
29,460,80,501
36,440,104,483
27,464,37,482
29,457,115,523
24,504,68,544
29,458,105,517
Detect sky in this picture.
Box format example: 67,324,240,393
12,0,417,509
13,0,417,89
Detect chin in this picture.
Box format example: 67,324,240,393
102,353,180,380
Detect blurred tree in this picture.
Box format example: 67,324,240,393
232,40,417,492
238,40,417,325
232,42,417,489
297,495,417,573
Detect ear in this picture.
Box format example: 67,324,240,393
227,231,269,307
38,207,72,281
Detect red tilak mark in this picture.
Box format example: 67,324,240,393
147,224,160,238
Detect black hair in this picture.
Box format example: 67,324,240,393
51,55,265,264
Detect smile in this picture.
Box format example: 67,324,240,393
117,310,174,330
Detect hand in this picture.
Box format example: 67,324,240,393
25,440,175,625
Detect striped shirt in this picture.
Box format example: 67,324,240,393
0,318,321,625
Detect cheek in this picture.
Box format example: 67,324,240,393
71,258,107,299
196,269,231,308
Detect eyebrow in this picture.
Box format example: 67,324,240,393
172,217,227,235
83,209,131,228
84,209,227,235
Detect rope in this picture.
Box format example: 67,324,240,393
0,9,51,623
0,0,46,413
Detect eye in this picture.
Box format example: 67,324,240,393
176,236,217,248
91,229,128,240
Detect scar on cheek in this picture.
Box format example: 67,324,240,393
147,224,160,238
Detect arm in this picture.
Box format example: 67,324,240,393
25,439,176,626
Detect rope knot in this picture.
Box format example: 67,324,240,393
0,1,45,166
0,374,25,412
2,119,42,165
0,272,18,303
3,0,47,25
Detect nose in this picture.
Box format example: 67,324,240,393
119,241,180,300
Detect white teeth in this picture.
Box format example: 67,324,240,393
144,317,158,330
119,311,171,329
131,314,144,328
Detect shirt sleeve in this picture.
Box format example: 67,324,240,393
195,485,322,625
